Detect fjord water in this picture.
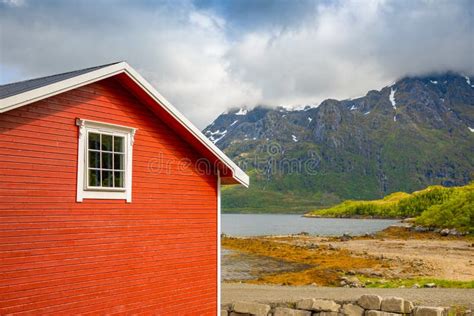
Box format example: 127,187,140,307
222,214,399,236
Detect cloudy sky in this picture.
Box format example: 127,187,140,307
1,0,473,128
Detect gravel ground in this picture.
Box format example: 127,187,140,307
222,283,474,307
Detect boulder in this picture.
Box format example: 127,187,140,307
320,312,341,316
448,228,460,236
357,295,383,310
340,276,364,288
232,302,271,316
341,304,364,316
413,306,447,316
380,297,414,313
365,311,400,316
221,310,229,316
274,307,312,316
312,300,341,312
296,299,316,310
440,229,450,236
296,299,340,312
414,226,429,233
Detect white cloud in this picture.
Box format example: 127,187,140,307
0,0,472,128
0,2,260,128
226,0,474,108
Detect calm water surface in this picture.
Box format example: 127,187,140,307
222,214,399,236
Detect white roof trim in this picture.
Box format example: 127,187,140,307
0,62,249,187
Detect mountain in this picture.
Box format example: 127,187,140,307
203,73,474,213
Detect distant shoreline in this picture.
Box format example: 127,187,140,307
223,212,404,220
303,214,405,220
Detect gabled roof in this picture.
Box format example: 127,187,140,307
0,62,249,187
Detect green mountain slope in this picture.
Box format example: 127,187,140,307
204,73,474,213
306,182,474,233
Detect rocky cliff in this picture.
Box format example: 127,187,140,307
204,73,474,212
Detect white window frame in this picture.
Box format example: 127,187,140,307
76,118,137,202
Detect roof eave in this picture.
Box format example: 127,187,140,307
0,62,127,113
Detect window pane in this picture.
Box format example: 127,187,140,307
102,152,113,169
102,134,113,151
102,170,113,187
114,136,124,153
114,171,124,188
88,151,100,168
114,153,124,170
88,169,101,187
88,133,100,150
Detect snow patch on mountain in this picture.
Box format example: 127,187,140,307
292,135,298,142
464,76,474,88
469,127,474,133
236,108,248,115
205,129,227,143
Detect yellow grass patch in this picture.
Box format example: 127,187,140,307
222,237,386,286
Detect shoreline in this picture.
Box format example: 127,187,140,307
221,226,474,288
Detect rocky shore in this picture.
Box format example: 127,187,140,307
221,226,474,288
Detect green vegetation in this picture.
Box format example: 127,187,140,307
357,275,474,289
307,182,474,233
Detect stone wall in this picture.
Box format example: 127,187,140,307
222,295,472,316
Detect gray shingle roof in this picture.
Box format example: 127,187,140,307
0,62,122,99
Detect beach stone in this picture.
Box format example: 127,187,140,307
274,307,312,316
232,302,271,316
341,304,364,316
365,311,400,316
357,295,383,310
221,310,229,316
381,297,414,313
413,306,447,316
230,313,251,316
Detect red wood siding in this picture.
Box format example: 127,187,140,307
0,78,218,315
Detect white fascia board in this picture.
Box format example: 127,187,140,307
0,62,249,187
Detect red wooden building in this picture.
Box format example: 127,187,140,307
0,62,248,315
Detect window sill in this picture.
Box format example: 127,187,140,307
79,190,129,201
